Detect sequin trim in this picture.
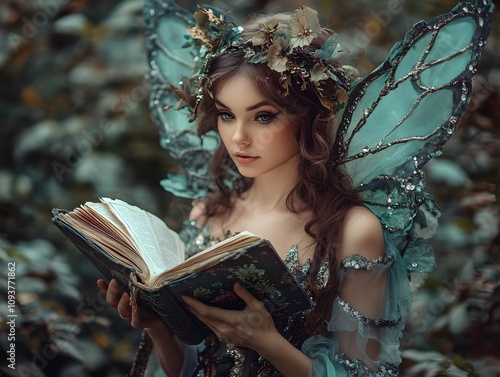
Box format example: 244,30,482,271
334,353,399,377
283,245,309,277
337,298,400,328
226,346,245,377
181,220,222,258
284,244,330,289
340,254,394,272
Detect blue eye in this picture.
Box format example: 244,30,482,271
256,112,280,124
216,111,234,121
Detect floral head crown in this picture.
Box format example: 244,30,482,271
174,5,358,120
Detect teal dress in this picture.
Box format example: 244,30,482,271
173,220,411,377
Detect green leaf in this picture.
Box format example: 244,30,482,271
314,34,343,61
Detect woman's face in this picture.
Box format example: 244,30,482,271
214,74,300,179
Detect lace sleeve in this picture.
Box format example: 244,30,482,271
302,232,411,376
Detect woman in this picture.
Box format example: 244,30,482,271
98,0,494,374
99,6,411,377
98,7,411,376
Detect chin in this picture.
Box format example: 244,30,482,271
236,169,258,179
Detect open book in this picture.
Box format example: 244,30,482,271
52,198,312,344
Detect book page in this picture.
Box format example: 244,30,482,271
153,231,260,284
58,210,150,280
79,203,137,251
100,198,185,276
84,202,128,235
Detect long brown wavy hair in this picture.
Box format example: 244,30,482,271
195,15,361,335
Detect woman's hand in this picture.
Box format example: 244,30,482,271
182,282,280,354
98,279,185,376
97,278,163,330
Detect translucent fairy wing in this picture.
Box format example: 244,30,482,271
334,0,493,273
143,0,220,199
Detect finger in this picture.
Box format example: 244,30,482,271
184,299,244,346
106,279,124,307
187,305,232,341
182,296,225,319
96,279,108,293
129,304,144,328
233,282,261,308
117,292,132,319
187,305,211,325
181,295,203,311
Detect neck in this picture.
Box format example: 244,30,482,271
243,154,301,212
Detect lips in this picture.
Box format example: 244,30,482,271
234,153,259,164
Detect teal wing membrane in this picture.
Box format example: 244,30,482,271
334,0,493,274
143,0,220,199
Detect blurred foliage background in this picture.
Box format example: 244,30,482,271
0,0,499,376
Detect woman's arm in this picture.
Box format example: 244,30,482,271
98,279,185,377
144,318,185,376
254,331,312,377
302,207,411,376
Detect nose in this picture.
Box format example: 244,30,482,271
232,121,251,145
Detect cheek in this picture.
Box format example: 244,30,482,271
272,127,298,153
254,123,295,149
217,124,232,145
253,127,277,147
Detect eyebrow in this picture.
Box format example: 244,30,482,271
215,99,276,111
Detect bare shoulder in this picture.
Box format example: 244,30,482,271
338,205,385,261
